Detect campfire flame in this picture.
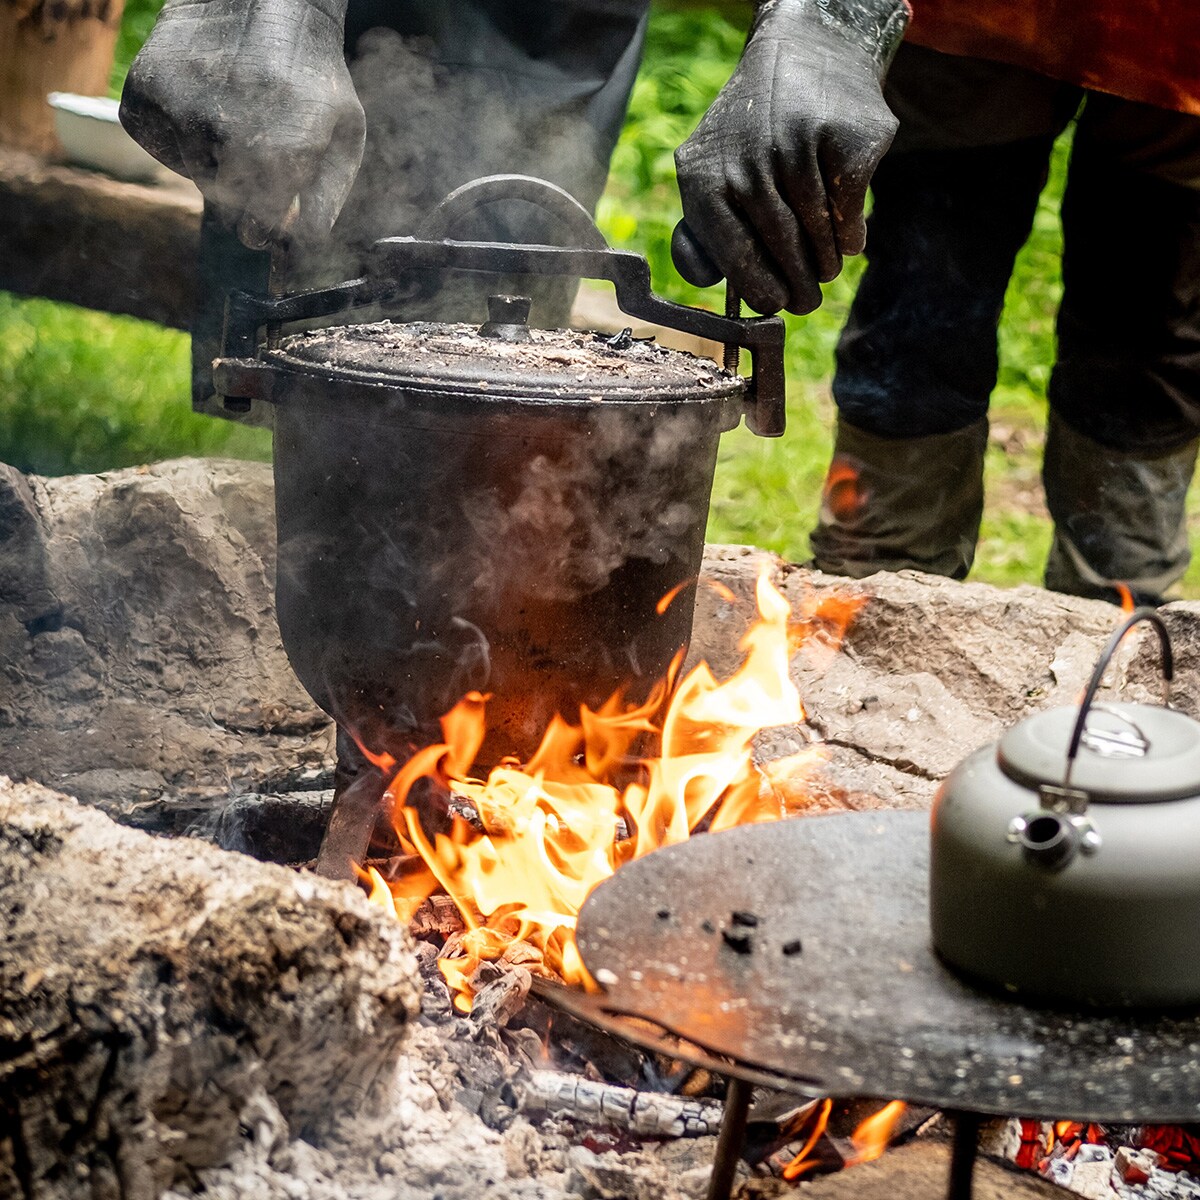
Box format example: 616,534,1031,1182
848,1100,908,1165
782,1099,834,1180
359,570,861,1011
781,1100,908,1178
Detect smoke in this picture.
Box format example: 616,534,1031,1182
288,17,629,325
459,402,716,605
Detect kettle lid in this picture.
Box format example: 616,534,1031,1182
998,702,1200,802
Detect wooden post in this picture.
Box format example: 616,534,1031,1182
0,0,127,156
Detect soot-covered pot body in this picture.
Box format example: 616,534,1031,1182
223,318,744,767
931,700,1200,1009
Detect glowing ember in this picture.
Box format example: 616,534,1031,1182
359,570,860,1012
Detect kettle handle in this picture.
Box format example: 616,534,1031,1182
1063,607,1174,788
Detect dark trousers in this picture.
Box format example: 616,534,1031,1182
836,42,1200,456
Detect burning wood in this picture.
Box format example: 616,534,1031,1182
355,570,862,1011
768,1099,913,1181
517,1070,724,1138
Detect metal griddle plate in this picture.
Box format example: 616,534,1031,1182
559,811,1200,1122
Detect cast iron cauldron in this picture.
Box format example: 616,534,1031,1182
211,175,785,768
931,609,1200,1009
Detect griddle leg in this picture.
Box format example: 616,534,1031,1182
947,1110,982,1200
706,1076,752,1200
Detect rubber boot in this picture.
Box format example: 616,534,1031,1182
810,416,989,579
1043,413,1198,605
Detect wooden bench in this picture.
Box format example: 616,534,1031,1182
0,144,200,329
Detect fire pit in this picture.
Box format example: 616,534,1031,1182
10,443,1200,1197
544,810,1200,1200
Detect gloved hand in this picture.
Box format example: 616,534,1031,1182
120,0,366,248
673,0,909,315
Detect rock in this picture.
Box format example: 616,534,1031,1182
0,459,333,833
0,776,420,1200
693,546,1151,811
0,461,1154,834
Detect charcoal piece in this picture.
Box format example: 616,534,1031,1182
206,789,332,863
516,998,646,1088
721,928,753,954
469,963,533,1028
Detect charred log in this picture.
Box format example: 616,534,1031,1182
518,1070,724,1139
0,777,419,1200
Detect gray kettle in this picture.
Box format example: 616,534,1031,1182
930,610,1200,1008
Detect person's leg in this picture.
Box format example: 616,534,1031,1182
812,44,1078,578
1044,95,1200,603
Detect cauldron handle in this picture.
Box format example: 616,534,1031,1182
219,174,788,435
413,173,610,251
1063,607,1173,789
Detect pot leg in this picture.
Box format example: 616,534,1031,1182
316,728,388,880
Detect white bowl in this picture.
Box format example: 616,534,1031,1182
47,92,172,184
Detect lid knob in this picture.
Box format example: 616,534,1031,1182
479,294,532,342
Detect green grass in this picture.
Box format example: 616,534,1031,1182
0,294,269,475
2,0,1193,594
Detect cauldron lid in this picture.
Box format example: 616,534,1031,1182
998,702,1200,802
267,320,744,403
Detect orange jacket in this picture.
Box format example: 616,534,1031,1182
907,1,1200,116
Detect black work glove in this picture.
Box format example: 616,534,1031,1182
673,0,909,315
120,0,366,248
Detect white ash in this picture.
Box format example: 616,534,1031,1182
164,1026,725,1200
